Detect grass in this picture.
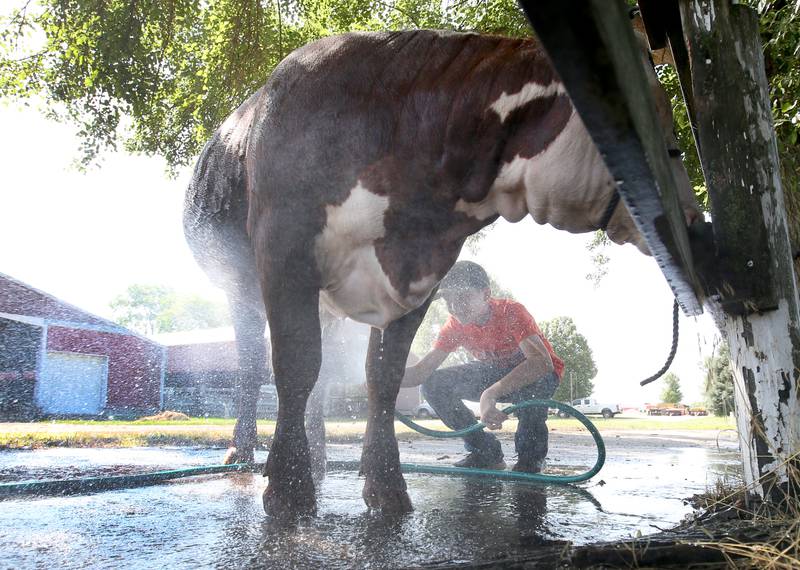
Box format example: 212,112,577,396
0,432,237,449
687,453,800,569
40,414,736,430
0,414,736,450
50,417,247,426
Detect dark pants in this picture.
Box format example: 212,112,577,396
421,358,559,462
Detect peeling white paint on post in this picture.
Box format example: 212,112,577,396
725,299,800,497
681,0,800,502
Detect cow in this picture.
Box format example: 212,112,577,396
184,29,699,520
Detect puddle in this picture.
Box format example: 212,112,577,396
0,435,741,568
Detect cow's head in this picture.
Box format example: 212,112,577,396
492,26,701,256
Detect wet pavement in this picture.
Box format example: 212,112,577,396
0,431,741,569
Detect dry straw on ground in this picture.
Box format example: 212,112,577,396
686,450,799,568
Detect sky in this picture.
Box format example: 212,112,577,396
0,104,721,406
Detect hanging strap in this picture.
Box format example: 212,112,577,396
597,190,621,232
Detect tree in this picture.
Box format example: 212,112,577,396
0,0,528,170
110,284,230,335
110,284,174,336
660,372,683,405
162,294,231,332
539,317,597,402
703,343,735,417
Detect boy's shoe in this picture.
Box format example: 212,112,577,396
511,458,545,474
453,452,506,470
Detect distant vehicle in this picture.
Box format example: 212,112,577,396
412,400,481,419
561,398,621,419
645,403,690,416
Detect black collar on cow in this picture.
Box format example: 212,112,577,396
598,148,683,232
597,190,621,232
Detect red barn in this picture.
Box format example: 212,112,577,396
157,327,277,418
0,273,165,419
158,319,421,419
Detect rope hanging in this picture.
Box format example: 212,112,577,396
639,299,680,386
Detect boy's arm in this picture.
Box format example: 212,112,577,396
400,349,449,388
479,335,555,429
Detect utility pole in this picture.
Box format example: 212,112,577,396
570,371,575,402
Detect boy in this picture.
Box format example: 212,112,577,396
401,261,563,472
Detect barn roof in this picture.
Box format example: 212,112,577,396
0,272,153,341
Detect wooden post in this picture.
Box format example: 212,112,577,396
679,0,799,504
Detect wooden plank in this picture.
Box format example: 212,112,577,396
679,0,799,504
639,0,702,160
517,0,704,316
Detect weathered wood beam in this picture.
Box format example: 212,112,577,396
639,0,702,162
517,0,704,316
679,0,800,504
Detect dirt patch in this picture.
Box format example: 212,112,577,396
136,411,191,422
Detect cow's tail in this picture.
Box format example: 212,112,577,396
183,126,262,313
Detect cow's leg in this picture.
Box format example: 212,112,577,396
223,293,268,465
262,283,322,519
305,375,327,484
305,315,343,483
361,297,433,512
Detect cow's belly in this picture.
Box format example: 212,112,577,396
314,183,437,329
318,247,432,330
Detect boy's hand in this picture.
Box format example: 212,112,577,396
479,390,508,430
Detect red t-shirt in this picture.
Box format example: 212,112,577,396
433,298,564,378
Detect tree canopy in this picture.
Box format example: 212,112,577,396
0,0,528,169
659,372,683,405
539,316,596,402
110,284,230,335
703,342,735,416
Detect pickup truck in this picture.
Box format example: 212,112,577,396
558,398,621,419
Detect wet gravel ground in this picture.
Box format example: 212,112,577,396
0,430,741,569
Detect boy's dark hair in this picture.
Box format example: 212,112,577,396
439,261,490,292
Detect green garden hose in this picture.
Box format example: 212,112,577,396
394,398,606,484
0,400,604,498
0,463,255,498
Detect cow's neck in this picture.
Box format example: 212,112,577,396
448,64,623,243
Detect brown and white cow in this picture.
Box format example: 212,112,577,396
184,29,699,519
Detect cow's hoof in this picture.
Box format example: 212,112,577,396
222,447,254,465
263,484,317,520
362,479,413,513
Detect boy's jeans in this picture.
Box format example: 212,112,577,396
421,356,559,462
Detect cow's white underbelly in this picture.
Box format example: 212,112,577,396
315,182,437,329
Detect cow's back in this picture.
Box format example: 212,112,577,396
246,31,550,210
